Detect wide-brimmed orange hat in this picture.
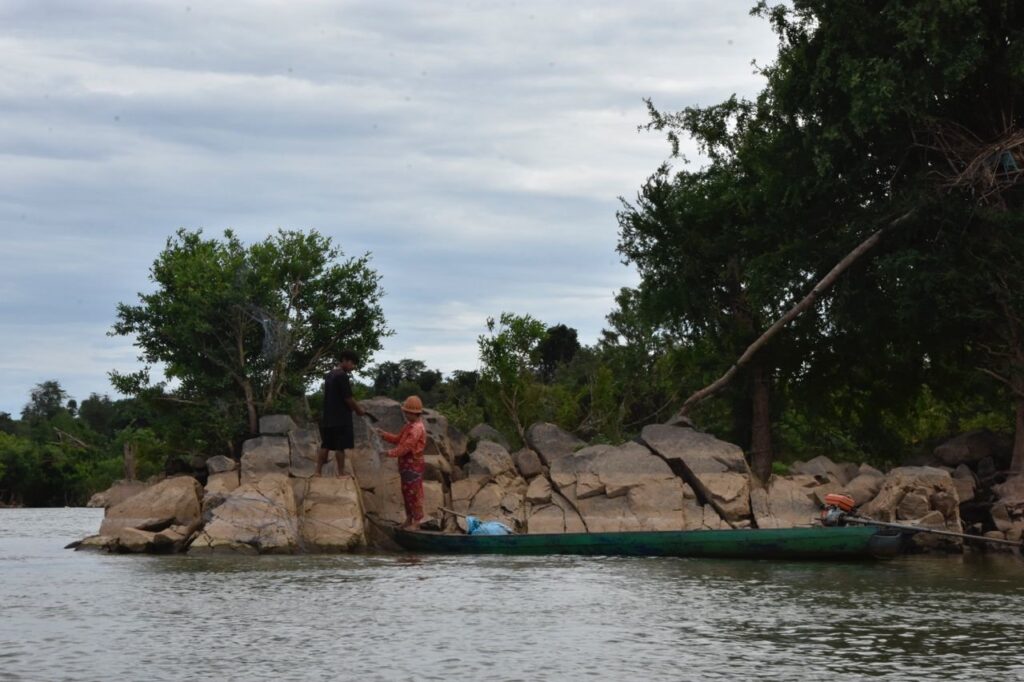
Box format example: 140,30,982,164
401,396,423,414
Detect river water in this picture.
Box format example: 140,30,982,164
2,508,1022,681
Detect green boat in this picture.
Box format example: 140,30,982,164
391,525,905,560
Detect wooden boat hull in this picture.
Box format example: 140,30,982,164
392,526,904,560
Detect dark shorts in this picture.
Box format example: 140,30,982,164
320,425,354,451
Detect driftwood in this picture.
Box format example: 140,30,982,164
676,210,915,418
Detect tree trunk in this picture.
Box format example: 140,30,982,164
123,441,137,481
242,380,259,435
749,363,773,483
1012,399,1024,476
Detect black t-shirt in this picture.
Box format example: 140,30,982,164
322,369,354,427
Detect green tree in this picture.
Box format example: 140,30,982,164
477,312,548,442
21,380,69,423
536,324,581,382
621,0,1024,478
111,228,390,436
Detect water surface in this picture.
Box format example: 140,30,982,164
2,508,1022,681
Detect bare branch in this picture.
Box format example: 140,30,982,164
677,210,914,418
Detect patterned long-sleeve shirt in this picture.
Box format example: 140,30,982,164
381,420,427,471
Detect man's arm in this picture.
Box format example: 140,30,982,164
345,396,366,417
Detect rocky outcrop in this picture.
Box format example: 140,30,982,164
259,414,297,435
933,429,1009,467
988,476,1024,544
548,442,714,532
513,448,544,479
240,436,292,483
206,455,237,474
465,441,516,478
99,476,202,536
468,423,510,451
288,427,322,478
751,475,821,529
294,477,366,551
525,422,585,466
641,424,752,525
859,466,963,550
791,455,859,486
190,474,300,555
87,479,150,509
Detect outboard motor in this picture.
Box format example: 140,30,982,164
820,493,856,527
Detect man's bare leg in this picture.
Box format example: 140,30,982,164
334,450,347,478
315,448,329,476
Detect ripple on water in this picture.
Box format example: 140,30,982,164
1,509,1023,681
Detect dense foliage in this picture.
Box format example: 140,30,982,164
111,228,390,440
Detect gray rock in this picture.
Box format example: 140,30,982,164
859,467,963,548
206,455,238,474
295,477,366,552
750,476,820,529
526,476,552,504
99,476,202,536
513,448,544,479
468,423,511,450
896,492,931,520
933,429,1009,467
840,473,884,506
549,441,698,531
288,427,321,478
259,414,297,435
525,422,585,466
640,424,752,524
87,480,150,509
466,441,516,478
240,436,291,484
791,455,855,486
189,474,299,555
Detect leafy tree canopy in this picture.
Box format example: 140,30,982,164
111,228,390,436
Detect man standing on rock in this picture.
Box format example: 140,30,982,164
316,350,367,478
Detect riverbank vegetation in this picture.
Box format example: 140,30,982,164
3,0,1022,505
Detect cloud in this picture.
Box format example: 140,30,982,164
0,0,778,414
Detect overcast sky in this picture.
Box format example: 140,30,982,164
0,0,779,415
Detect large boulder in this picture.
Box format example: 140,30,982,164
548,442,697,532
259,414,297,435
205,470,240,497
525,422,585,466
641,424,752,524
933,429,1009,467
206,456,237,474
288,427,322,478
751,476,821,529
465,441,516,478
513,448,544,479
99,476,202,535
468,423,510,451
87,480,150,509
859,466,963,550
350,444,406,524
990,476,1024,539
294,477,366,552
791,455,857,486
527,490,587,534
240,436,291,483
189,474,299,554
840,471,885,506
451,473,528,532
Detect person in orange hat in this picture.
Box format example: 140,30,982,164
376,395,428,530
